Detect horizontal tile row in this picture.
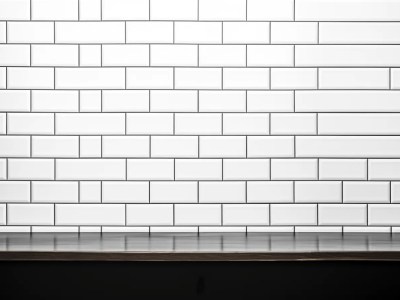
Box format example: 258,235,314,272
3,90,400,113
2,225,400,233
1,180,399,203
2,113,400,135
1,68,400,90
2,203,400,226
2,0,400,21
0,159,400,180
2,136,400,158
3,22,400,45
3,46,400,68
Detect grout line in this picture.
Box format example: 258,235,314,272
293,0,296,21
29,90,32,112
269,204,271,226
293,181,295,203
0,202,388,206
245,180,247,203
149,135,152,158
245,90,248,112
173,113,175,134
221,204,223,226
149,45,151,66
268,112,271,135
294,136,296,157
341,181,344,203
101,135,103,157
29,136,32,157
269,158,272,181
269,68,272,89
293,44,296,67
245,44,247,67
124,112,127,134
148,181,150,202
269,22,271,44
101,90,103,112
173,158,176,180
221,22,224,44
148,90,151,111
2,134,400,138
293,90,296,112
78,90,81,112
100,0,103,21
245,135,247,158
173,21,175,44
197,45,200,67
197,136,200,158
221,159,224,180
4,20,400,23
2,65,400,68
78,181,80,203
173,204,175,225
5,158,8,181
173,67,175,89
221,68,224,89
245,0,248,21
221,113,223,135
197,90,199,112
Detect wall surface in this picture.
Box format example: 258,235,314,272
0,0,400,233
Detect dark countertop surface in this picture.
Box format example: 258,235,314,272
2,232,400,261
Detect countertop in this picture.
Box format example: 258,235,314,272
1,232,400,261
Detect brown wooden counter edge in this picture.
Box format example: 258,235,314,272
1,251,400,261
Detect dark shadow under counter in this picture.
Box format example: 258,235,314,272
1,233,400,299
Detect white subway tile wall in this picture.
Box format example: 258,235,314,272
0,0,399,233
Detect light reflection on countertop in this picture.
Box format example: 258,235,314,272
1,233,400,253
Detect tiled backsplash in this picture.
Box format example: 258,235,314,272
0,0,400,233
